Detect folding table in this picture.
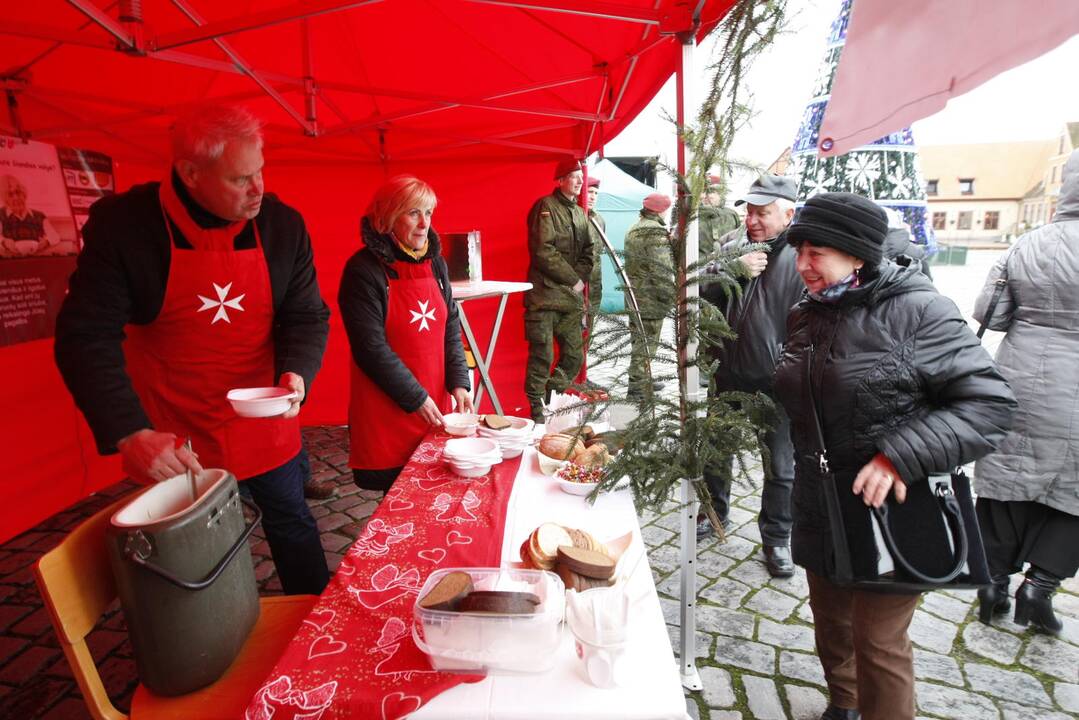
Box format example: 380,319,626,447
451,280,532,416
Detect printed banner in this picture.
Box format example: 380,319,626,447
0,137,113,346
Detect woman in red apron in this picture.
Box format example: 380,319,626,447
338,176,473,493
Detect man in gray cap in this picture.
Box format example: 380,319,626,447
700,174,802,578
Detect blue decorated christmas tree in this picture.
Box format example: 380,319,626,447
788,0,937,251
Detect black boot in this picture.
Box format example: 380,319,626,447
977,575,1011,625
1013,567,1064,636
820,705,860,720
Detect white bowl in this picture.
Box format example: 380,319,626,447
444,437,499,458
226,387,297,417
443,412,481,436
536,450,569,476
556,475,600,496
444,452,500,466
499,445,525,460
448,460,493,477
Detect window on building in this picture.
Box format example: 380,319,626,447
925,179,938,195
984,211,999,230
932,212,947,230
959,178,975,195
957,211,973,230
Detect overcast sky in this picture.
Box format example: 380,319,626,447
605,0,1079,184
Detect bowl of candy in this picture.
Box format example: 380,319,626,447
554,462,606,496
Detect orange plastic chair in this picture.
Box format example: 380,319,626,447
34,496,317,720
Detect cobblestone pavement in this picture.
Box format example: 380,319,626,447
641,462,1079,719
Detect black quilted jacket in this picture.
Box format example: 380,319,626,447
772,258,1016,579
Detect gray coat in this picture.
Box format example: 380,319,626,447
973,149,1079,516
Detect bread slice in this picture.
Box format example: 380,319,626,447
557,545,616,580
533,522,572,562
483,414,512,430
419,571,474,611
519,537,537,569
556,563,614,592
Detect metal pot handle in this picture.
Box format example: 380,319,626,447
123,494,262,591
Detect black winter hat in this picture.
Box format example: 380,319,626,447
787,192,888,265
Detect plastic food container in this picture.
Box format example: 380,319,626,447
226,387,296,417
412,567,565,674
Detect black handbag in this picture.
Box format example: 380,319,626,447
806,352,991,593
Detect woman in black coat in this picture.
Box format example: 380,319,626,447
339,175,472,492
772,193,1015,720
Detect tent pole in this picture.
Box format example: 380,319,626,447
64,0,137,50
151,0,383,52
675,25,703,695
302,19,319,136
465,0,658,25
169,0,315,135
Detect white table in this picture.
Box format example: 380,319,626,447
414,444,690,720
451,280,532,416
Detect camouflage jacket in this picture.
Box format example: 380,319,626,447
623,210,675,320
588,210,605,312
525,190,593,311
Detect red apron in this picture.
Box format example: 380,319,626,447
123,180,300,479
349,258,452,469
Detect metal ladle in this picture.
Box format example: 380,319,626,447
184,438,197,502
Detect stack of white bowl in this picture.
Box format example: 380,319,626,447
442,412,481,436
477,416,535,459
443,437,502,477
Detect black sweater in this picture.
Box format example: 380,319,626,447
337,218,470,413
54,179,330,454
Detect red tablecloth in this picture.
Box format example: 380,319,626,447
246,432,523,720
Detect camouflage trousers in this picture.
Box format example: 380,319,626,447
524,308,584,421
627,316,664,394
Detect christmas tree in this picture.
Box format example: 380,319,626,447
788,0,937,251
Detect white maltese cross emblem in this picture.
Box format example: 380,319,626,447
197,282,246,324
409,299,436,332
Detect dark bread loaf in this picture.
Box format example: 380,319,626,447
467,590,540,606
419,571,474,611
458,591,537,614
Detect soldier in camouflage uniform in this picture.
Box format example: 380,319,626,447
586,176,605,335
698,181,740,258
523,159,593,422
623,193,674,398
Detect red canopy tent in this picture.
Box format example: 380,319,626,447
0,0,732,541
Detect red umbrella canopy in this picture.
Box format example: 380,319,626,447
2,0,732,165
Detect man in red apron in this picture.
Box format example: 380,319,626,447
55,105,330,595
